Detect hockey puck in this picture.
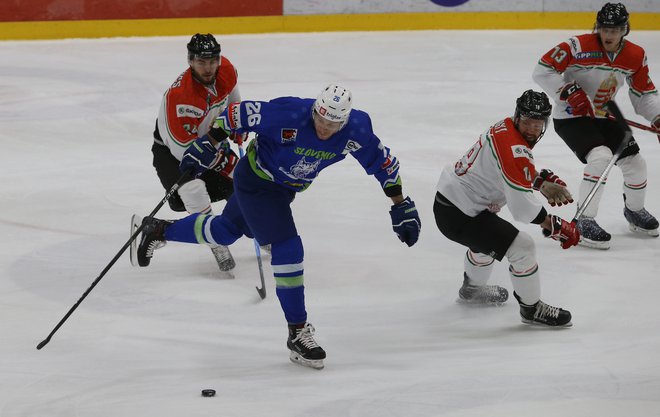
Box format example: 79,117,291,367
201,389,216,397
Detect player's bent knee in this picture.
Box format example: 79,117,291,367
505,232,536,271
585,146,613,170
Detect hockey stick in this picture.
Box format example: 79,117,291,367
606,114,660,136
37,171,191,350
236,140,267,300
573,101,635,222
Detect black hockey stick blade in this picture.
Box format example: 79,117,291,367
254,243,267,299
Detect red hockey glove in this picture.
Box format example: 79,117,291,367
560,82,595,118
542,215,580,249
229,131,247,145
213,148,238,179
532,169,574,207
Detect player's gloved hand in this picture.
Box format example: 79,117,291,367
560,82,594,118
229,131,247,145
653,116,660,143
542,215,580,249
180,136,227,178
389,197,421,247
532,169,574,207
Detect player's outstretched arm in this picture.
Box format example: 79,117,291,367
389,195,421,247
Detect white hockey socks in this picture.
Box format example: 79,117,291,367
578,146,612,218
617,153,647,211
506,232,541,305
178,179,213,215
463,249,494,286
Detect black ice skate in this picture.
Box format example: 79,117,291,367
514,292,572,327
623,194,659,237
137,217,173,267
210,244,236,272
576,217,611,250
458,273,508,305
287,322,326,369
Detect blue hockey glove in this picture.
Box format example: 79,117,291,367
180,136,226,178
389,197,421,247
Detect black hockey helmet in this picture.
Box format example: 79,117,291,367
515,90,552,120
596,3,629,35
187,33,221,60
514,90,552,145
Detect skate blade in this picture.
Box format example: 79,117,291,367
578,237,610,250
456,297,507,307
129,214,142,267
521,318,573,328
289,351,324,370
628,223,660,237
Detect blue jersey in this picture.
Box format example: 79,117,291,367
216,96,402,195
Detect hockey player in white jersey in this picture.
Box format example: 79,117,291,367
533,3,660,249
434,90,579,327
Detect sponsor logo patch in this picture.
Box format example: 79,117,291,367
176,105,204,118
511,145,533,161
281,128,298,143
342,140,362,154
575,51,603,60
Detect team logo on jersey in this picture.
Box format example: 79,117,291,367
575,51,603,60
176,105,204,118
511,145,533,161
281,157,321,180
341,140,362,154
281,128,298,143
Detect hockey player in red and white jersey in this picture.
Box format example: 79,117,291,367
434,90,579,327
151,33,241,272
533,2,660,249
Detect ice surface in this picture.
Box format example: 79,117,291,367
1,30,659,416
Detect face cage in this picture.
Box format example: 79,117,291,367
514,114,549,147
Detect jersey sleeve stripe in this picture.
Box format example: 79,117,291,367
485,134,533,193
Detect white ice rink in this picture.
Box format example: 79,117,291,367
1,29,660,417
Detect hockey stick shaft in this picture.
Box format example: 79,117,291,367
237,141,267,299
573,101,634,222
606,114,660,135
37,171,191,350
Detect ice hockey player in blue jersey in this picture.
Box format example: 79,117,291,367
136,84,421,369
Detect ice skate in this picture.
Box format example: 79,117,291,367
287,322,326,370
137,217,173,267
457,273,508,305
129,214,142,267
623,195,659,237
514,292,572,327
210,244,236,272
576,217,611,250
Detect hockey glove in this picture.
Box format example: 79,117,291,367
532,169,574,207
653,116,660,143
180,136,228,178
389,197,421,247
542,215,580,249
560,82,595,118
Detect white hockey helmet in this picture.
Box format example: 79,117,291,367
313,84,352,128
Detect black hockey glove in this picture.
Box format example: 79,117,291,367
180,136,227,178
389,197,421,247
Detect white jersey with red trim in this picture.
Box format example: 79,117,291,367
156,56,240,160
533,33,660,122
436,118,544,224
